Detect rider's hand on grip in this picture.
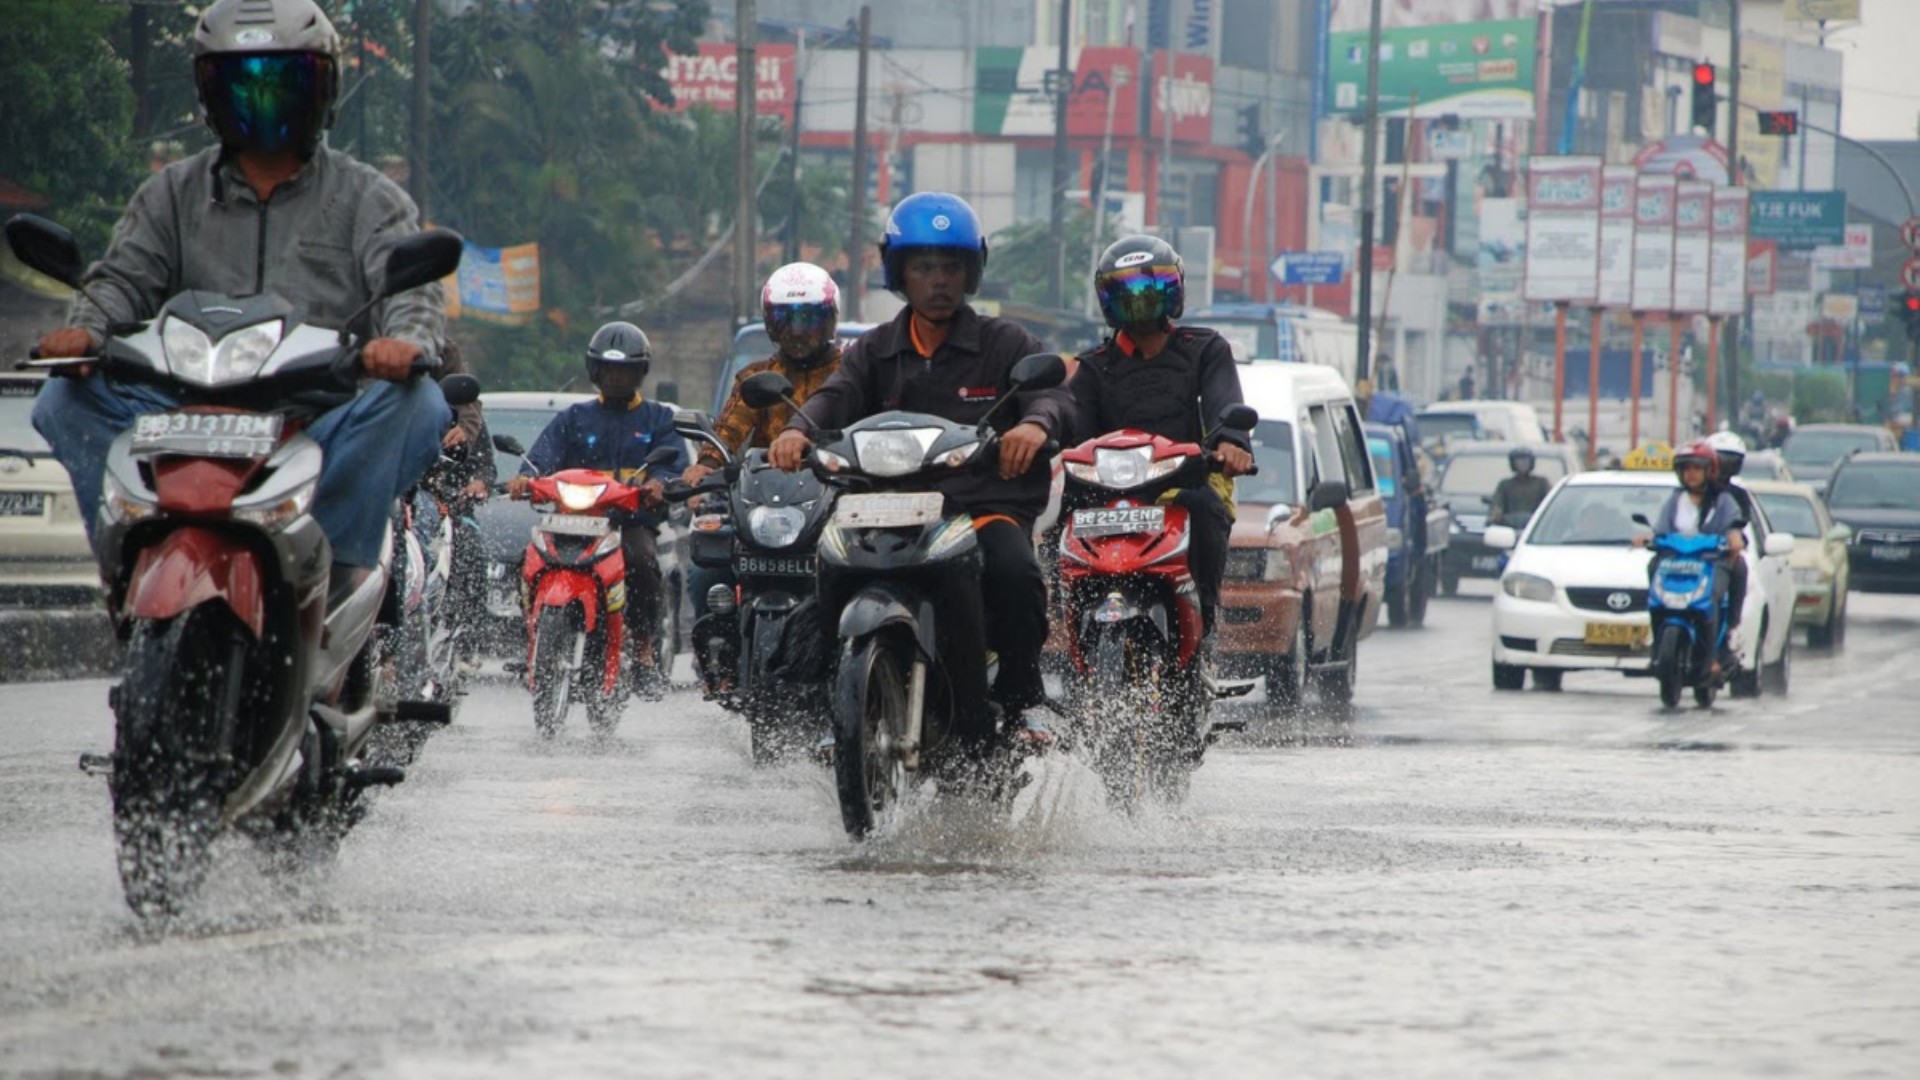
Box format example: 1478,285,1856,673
769,429,812,472
506,476,534,501
1212,442,1256,477
362,337,422,381
996,421,1051,480
35,328,96,377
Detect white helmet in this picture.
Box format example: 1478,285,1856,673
761,262,840,368
1705,430,1748,454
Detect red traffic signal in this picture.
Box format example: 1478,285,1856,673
1905,292,1920,314
1758,110,1799,136
1693,62,1715,86
1690,62,1717,134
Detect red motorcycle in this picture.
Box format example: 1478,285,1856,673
1057,408,1257,807
516,453,672,736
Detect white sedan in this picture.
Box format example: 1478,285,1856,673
1482,470,1797,696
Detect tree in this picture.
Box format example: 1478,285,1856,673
986,204,1120,312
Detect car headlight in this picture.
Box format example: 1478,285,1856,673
852,428,940,477
161,316,282,386
556,481,607,511
1500,572,1555,602
231,476,316,529
102,472,157,524
1792,567,1828,587
1086,446,1184,489
748,504,806,548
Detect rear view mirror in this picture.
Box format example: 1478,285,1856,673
1484,525,1518,551
492,434,525,456
383,229,464,297
1763,533,1796,558
1009,352,1067,391
1217,403,1258,432
739,371,795,410
673,408,712,435
1826,523,1851,541
439,373,481,407
5,214,86,289
644,445,680,470
1309,480,1350,513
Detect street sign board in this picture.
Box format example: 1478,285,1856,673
1812,224,1874,270
1748,191,1847,251
1271,251,1345,286
1903,216,1920,250
1859,284,1888,318
1903,258,1920,291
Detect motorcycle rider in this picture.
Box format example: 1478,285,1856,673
767,191,1075,749
1067,235,1255,637
506,322,688,676
681,262,845,628
1634,440,1748,664
1704,430,1754,639
30,0,449,594
1489,447,1551,527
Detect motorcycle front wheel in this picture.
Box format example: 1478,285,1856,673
832,635,910,839
1653,623,1685,709
531,608,581,736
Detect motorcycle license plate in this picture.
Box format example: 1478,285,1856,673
1072,506,1166,537
131,411,282,457
737,554,816,576
833,492,944,528
1584,621,1648,647
538,512,609,537
0,492,46,517
1870,544,1911,561
486,581,519,617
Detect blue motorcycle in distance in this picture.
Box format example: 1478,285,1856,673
1634,515,1732,709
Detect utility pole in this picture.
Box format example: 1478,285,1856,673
733,0,759,329
845,6,872,320
410,0,431,218
1725,0,1742,421
784,30,806,266
130,3,152,138
1354,0,1383,388
1048,0,1073,309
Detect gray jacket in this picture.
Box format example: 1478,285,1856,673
70,145,444,357
1654,489,1743,536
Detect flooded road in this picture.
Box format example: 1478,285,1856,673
3,589,1917,1078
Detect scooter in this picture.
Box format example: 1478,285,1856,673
671,411,838,763
6,213,467,918
515,447,677,736
754,356,1066,839
1057,406,1259,807
1635,513,1736,709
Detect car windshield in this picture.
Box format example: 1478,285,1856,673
488,407,562,478
1753,492,1821,537
0,393,51,453
1741,456,1783,480
1825,463,1920,511
1526,484,1671,546
1421,413,1481,442
1439,453,1566,496
1783,430,1882,469
1236,419,1298,506
1367,437,1397,497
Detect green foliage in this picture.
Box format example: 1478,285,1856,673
986,205,1119,311
1792,368,1849,424
0,0,146,251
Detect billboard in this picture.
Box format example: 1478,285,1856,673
448,242,541,325
661,44,796,125
1478,196,1526,326
1325,19,1537,120
1631,174,1676,314
1598,165,1637,309
1709,186,1749,317
1147,50,1214,143
1671,180,1713,315
1522,156,1602,305
1328,0,1532,32
1749,191,1847,251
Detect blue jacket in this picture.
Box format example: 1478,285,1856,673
521,395,689,528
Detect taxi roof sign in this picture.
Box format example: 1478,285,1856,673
1622,442,1673,471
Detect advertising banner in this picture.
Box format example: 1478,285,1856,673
661,44,796,125
1811,224,1874,270
1671,180,1713,314
1325,18,1537,120
1598,165,1637,309
1631,173,1676,313
1748,239,1778,295
1749,191,1847,250
1328,1,1533,34
1522,156,1602,304
976,47,1150,140
1147,50,1215,143
1477,196,1526,325
449,242,541,325
1709,186,1749,317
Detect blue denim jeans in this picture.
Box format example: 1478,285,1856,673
32,374,450,568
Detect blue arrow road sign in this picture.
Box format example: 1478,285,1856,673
1271,251,1346,286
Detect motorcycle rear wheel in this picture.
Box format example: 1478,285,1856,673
833,636,910,839
1654,624,1685,708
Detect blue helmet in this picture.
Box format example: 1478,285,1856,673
879,191,988,295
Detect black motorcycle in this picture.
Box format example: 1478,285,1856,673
670,399,836,761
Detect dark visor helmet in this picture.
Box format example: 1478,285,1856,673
1094,235,1185,331
585,321,652,381
192,0,342,158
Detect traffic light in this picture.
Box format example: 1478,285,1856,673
1899,290,1920,344
1757,110,1799,136
1690,62,1717,135
1238,103,1264,159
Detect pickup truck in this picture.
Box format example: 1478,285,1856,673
1364,418,1449,628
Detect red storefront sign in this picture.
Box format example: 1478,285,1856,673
661,43,797,124
1147,50,1213,144
1066,46,1142,139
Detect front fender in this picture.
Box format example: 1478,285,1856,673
534,571,602,633
838,586,934,661
125,526,266,638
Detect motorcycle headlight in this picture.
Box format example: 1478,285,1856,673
232,476,317,529
556,481,607,511
748,504,806,548
161,317,282,386
852,428,940,477
1500,572,1555,602
1653,577,1712,608
102,471,157,524
1089,447,1186,489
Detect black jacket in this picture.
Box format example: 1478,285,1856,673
1070,326,1252,452
789,305,1074,524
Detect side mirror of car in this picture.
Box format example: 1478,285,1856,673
1826,522,1851,541
382,229,465,297
739,371,795,411
4,214,86,289
1216,403,1259,432
492,434,526,457
1483,524,1518,551
439,373,481,407
1264,503,1295,530
1008,352,1067,391
1763,533,1796,558
1308,479,1350,513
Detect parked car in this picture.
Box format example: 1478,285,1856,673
1421,400,1549,444
1780,423,1896,496
1742,479,1850,646
1217,363,1386,713
476,390,686,656
1484,469,1797,696
1739,450,1794,483
1822,451,1920,593
0,374,97,607
1435,441,1580,594
1364,412,1448,629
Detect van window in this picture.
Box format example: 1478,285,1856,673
1366,436,1397,497
1306,405,1346,488
1328,401,1374,493
1237,419,1299,505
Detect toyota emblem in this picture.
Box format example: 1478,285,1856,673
1606,591,1633,611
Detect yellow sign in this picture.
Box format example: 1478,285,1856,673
1786,0,1860,21
1622,441,1673,471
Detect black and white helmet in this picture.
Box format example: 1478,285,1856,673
192,0,343,157
585,321,652,380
